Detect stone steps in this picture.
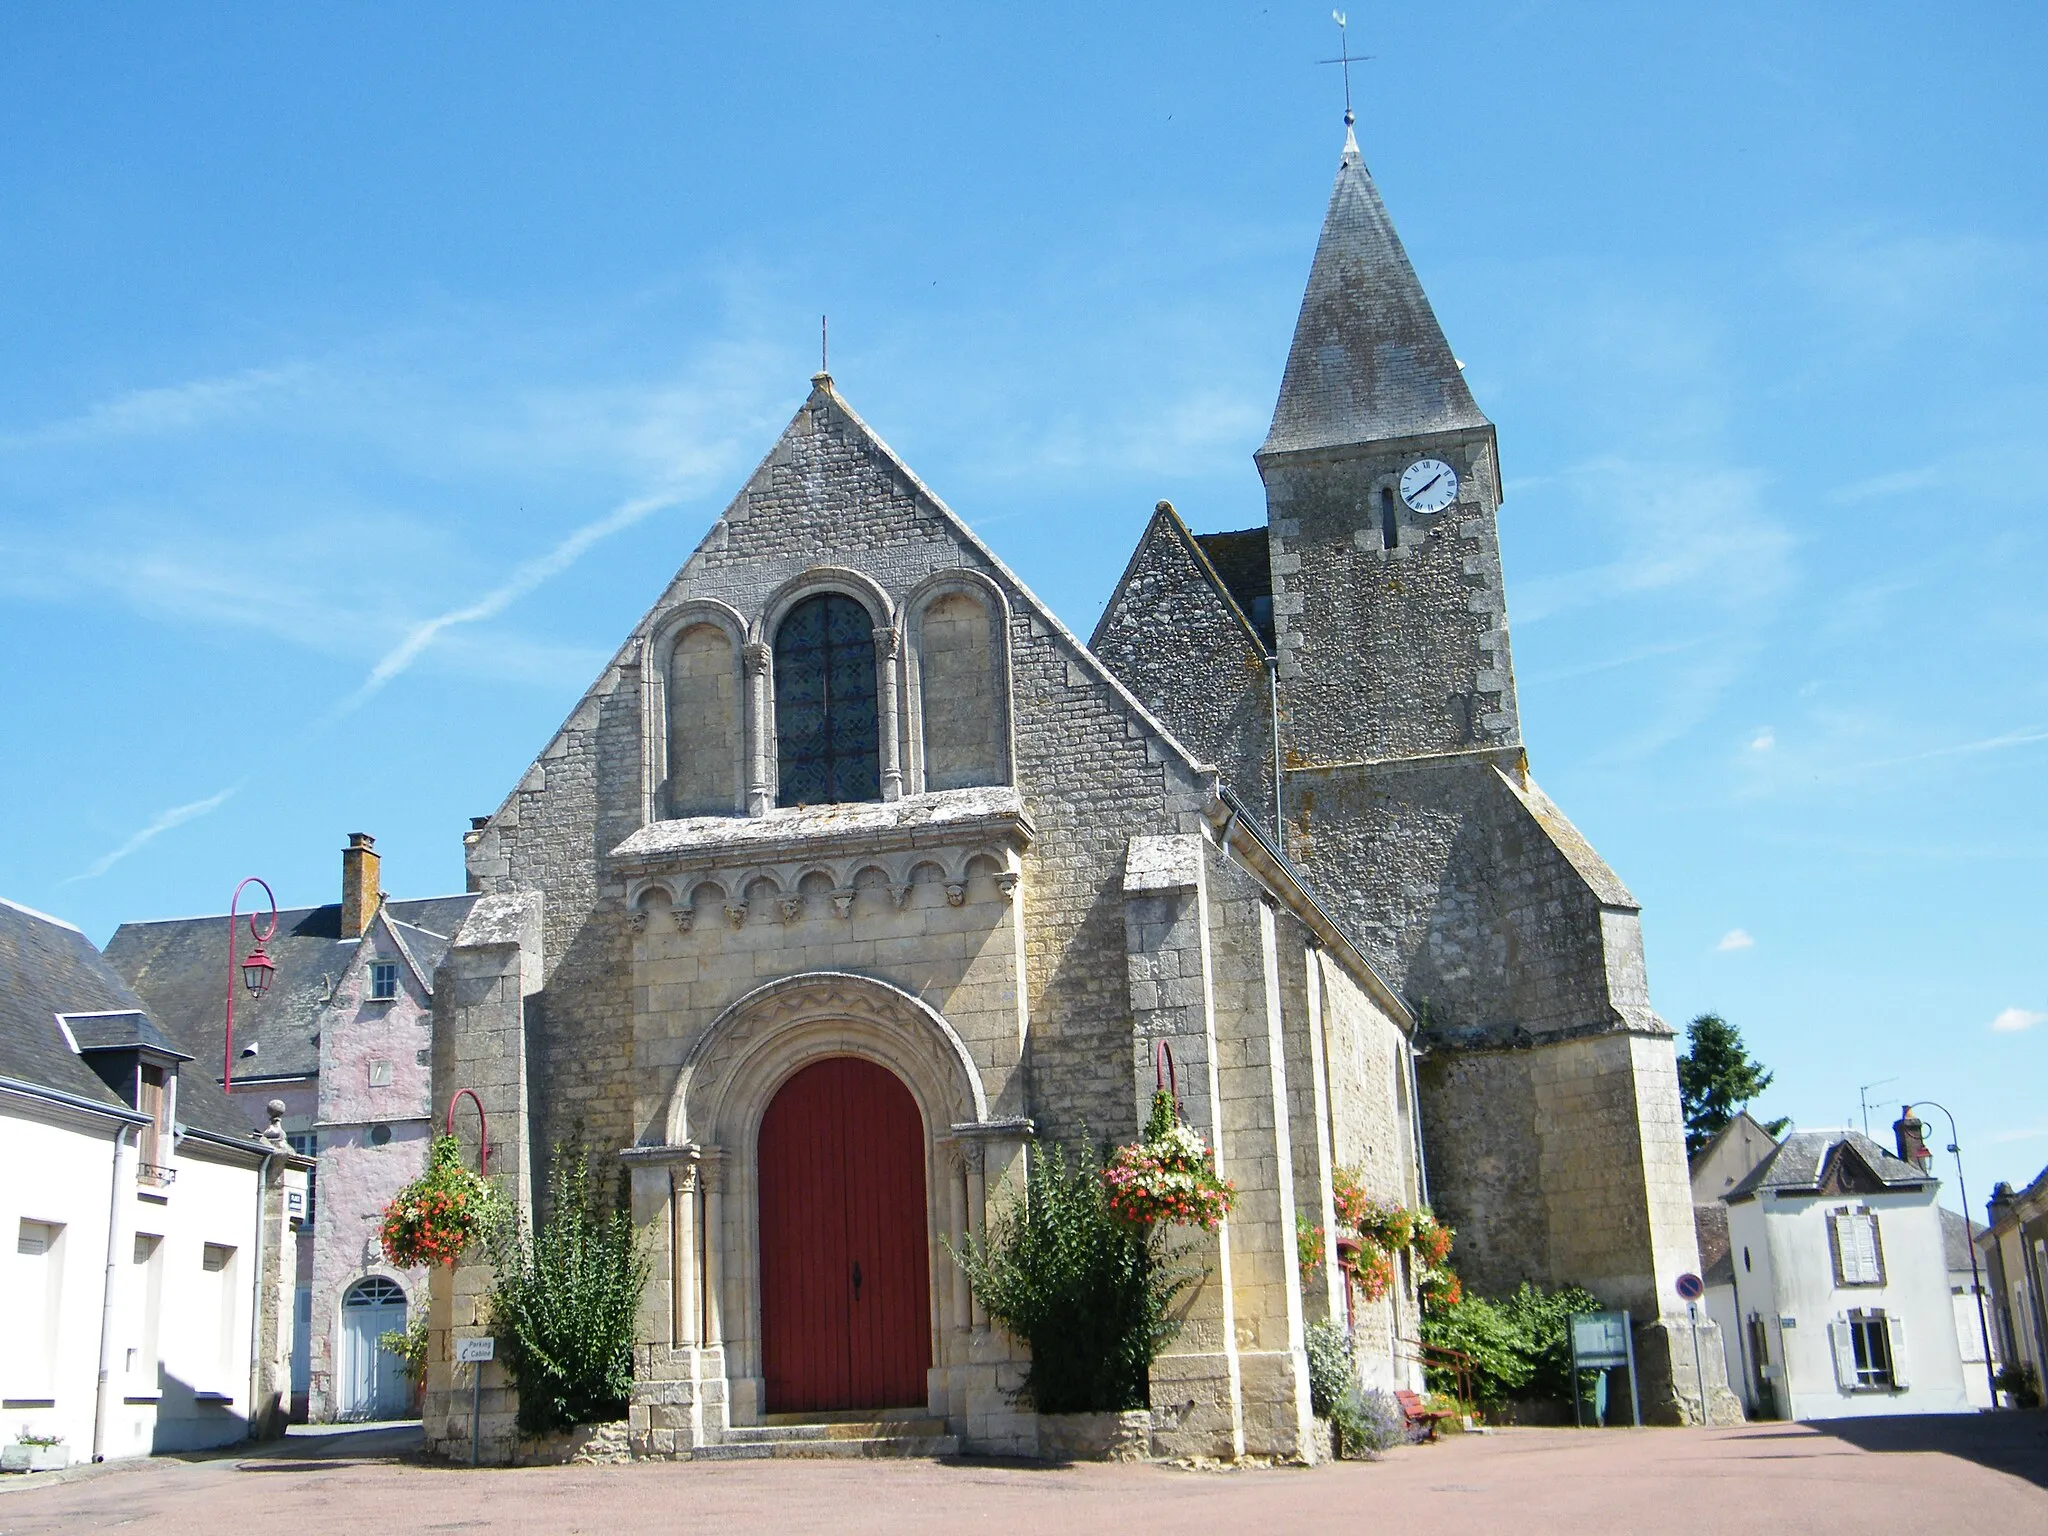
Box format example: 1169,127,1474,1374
695,1417,957,1460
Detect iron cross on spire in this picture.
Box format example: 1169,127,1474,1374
1319,11,1373,127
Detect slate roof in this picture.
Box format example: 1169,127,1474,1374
1695,1203,1734,1286
1260,128,1491,458
0,896,245,1138
66,1009,189,1059
104,895,474,1085
1940,1206,1989,1272
1191,529,1276,651
1725,1129,1931,1201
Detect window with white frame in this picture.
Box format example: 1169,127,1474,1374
203,1242,239,1383
12,1219,65,1396
1829,1206,1886,1286
369,961,400,1002
1832,1308,1907,1391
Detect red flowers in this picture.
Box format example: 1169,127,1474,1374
379,1134,500,1269
1101,1093,1238,1232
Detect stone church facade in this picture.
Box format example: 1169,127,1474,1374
423,127,1733,1462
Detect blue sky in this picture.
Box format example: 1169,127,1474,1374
3,5,2042,1204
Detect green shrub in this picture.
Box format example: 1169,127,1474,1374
378,1311,430,1388
950,1138,1201,1414
1418,1281,1603,1406
1303,1320,1354,1418
487,1140,648,1435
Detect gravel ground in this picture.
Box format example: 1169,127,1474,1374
2,1415,2042,1535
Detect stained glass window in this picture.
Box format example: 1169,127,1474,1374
775,593,881,806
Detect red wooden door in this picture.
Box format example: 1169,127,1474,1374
758,1056,930,1413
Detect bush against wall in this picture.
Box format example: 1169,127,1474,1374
487,1140,648,1435
951,1138,1202,1414
1418,1281,1603,1406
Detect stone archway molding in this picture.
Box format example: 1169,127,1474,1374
663,971,990,1148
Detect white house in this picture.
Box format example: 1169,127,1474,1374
1708,1128,1972,1420
0,896,308,1462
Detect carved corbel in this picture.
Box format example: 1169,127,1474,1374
742,641,772,677
673,905,695,934
994,871,1020,902
778,893,804,924
889,881,914,909
725,902,748,929
627,909,649,935
831,889,858,919
944,881,967,908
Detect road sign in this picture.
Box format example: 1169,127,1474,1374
1675,1272,1705,1301
455,1336,496,1363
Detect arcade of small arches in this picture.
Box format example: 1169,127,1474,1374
623,846,1021,933
643,566,1016,823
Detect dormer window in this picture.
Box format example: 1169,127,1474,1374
369,962,400,1002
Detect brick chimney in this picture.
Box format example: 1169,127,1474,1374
341,832,381,939
1893,1105,1932,1172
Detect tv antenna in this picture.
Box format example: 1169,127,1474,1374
1319,11,1374,128
1857,1076,1898,1139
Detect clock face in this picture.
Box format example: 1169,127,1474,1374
1399,458,1460,513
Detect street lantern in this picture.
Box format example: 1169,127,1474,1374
225,876,279,1093
240,944,276,999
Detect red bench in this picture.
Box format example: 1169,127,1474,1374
1393,1389,1455,1442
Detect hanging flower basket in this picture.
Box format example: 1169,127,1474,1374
1102,1090,1237,1232
1411,1210,1453,1269
1350,1239,1398,1304
379,1134,501,1268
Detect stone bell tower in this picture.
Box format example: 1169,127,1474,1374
1254,128,1739,1424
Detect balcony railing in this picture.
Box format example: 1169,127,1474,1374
136,1161,178,1188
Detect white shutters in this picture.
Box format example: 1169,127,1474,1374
1830,1318,1859,1389
1830,1209,1884,1286
1886,1315,1909,1390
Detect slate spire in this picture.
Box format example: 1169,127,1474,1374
1260,129,1489,457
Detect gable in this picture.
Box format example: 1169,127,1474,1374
1817,1141,1891,1197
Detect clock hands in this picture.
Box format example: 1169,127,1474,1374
1413,470,1445,498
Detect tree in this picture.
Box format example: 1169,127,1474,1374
1677,1012,1789,1156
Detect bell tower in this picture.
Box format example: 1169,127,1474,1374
1257,127,1519,763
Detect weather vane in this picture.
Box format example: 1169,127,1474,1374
1319,11,1373,128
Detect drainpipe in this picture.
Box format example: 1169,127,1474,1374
1405,1045,1430,1209
91,1123,136,1462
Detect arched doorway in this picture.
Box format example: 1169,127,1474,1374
758,1056,930,1412
338,1276,409,1420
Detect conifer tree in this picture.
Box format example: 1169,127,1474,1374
1677,1013,1789,1157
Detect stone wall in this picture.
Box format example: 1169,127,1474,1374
1091,505,1275,827
1258,431,1516,756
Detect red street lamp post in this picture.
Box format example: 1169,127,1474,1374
225,877,279,1093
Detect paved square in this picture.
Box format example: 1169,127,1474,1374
3,1419,2042,1535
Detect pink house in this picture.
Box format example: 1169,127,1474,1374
107,835,474,1422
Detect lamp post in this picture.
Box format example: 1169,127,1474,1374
1908,1099,2000,1407
224,877,279,1094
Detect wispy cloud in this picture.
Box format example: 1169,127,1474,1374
1991,1007,2047,1034
320,488,685,723
1749,728,1775,752
1987,1125,2048,1146
65,783,244,883
1717,929,1755,953
0,366,312,450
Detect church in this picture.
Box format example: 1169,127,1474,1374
422,124,1734,1463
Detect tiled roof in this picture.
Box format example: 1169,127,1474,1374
1725,1129,1930,1201
0,896,244,1138
104,896,474,1084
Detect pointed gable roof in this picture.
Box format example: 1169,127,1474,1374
1260,129,1490,459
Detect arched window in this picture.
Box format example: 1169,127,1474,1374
775,593,880,806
